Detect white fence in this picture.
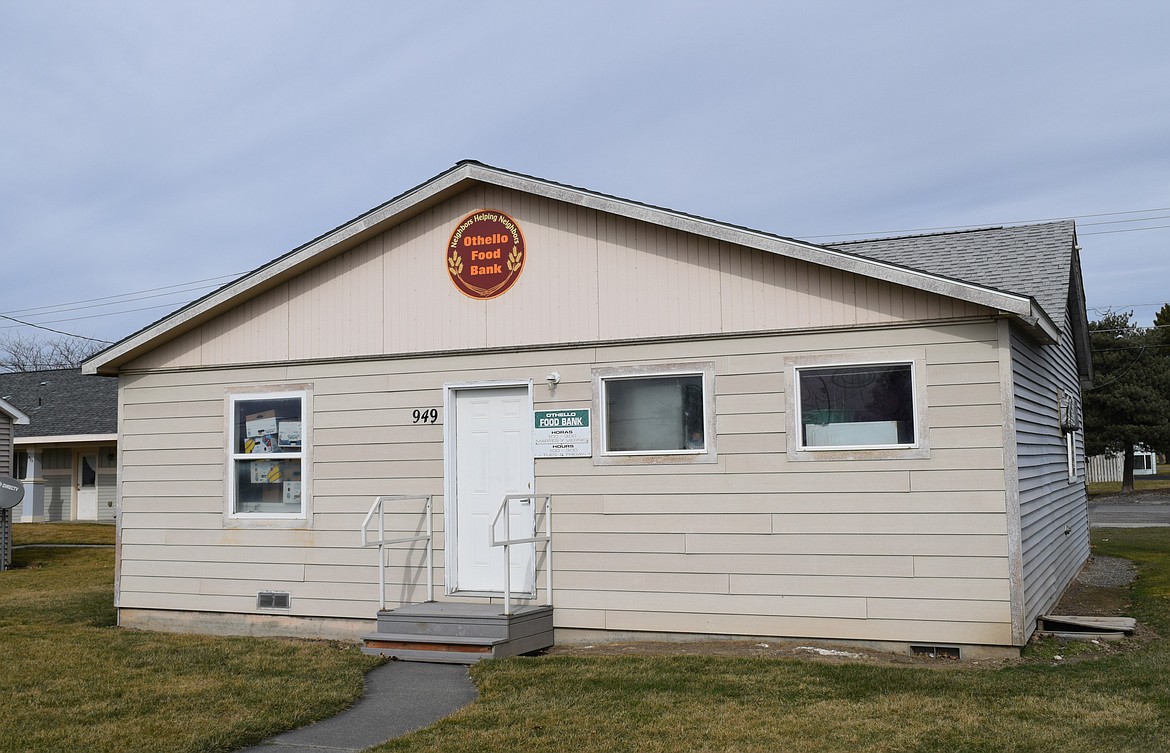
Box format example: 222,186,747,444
1087,450,1158,483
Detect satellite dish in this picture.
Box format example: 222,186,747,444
0,476,24,510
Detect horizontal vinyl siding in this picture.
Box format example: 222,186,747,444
126,185,992,372
0,419,11,476
45,474,71,522
119,321,1013,645
1011,310,1090,639
97,472,117,522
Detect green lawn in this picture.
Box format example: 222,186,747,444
374,528,1170,753
0,533,381,753
6,526,1170,752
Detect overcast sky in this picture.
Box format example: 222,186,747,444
2,1,1168,347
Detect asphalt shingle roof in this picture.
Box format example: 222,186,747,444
0,368,118,438
829,220,1076,329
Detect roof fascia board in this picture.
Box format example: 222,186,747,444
84,165,478,375
1068,243,1094,386
468,164,1034,318
85,162,1034,374
15,433,118,445
0,397,30,425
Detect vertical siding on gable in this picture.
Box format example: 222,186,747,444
1011,308,1090,638
117,320,1015,646
125,187,994,372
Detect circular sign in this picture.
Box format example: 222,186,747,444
0,476,24,510
445,210,526,299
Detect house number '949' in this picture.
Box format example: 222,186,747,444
412,408,439,424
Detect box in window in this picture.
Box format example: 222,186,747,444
245,410,278,438
245,434,279,454
250,460,283,484
278,421,302,448
282,481,301,505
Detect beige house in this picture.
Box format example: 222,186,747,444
84,162,1092,659
0,369,119,523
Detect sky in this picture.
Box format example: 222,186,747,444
2,1,1168,348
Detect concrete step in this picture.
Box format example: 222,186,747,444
363,602,554,664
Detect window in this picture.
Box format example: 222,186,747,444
228,391,306,518
795,362,918,450
605,374,705,453
13,450,27,480
1060,390,1081,481
592,362,716,465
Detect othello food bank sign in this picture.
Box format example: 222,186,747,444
447,210,525,299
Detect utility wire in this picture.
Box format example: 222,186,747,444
1081,223,1170,236
802,205,1170,239
0,301,192,330
1,273,242,318
0,314,113,344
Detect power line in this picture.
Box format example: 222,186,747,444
0,301,192,330
1089,303,1168,311
1,273,243,318
0,314,113,344
1081,223,1170,237
802,205,1170,240
1079,214,1170,227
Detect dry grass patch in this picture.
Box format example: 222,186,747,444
376,528,1170,753
0,545,381,753
13,521,115,545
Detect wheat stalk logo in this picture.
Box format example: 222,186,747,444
448,249,463,276
507,245,522,272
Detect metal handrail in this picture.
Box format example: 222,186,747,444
361,495,433,611
489,494,553,615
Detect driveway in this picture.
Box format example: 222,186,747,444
1088,493,1170,527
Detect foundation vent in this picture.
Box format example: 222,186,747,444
257,591,291,610
910,644,961,660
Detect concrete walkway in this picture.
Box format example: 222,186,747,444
234,661,477,753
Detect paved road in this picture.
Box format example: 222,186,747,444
1089,494,1170,527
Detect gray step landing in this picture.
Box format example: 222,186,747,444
363,602,553,664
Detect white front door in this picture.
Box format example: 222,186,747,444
449,385,536,594
77,453,98,521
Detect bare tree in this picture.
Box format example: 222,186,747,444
0,333,105,372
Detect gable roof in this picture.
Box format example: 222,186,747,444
830,222,1076,330
84,161,1065,375
835,222,1092,384
0,368,118,439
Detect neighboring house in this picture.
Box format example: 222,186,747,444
1087,448,1158,483
84,162,1092,658
0,369,119,522
0,396,30,477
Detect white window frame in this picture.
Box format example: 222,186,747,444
225,386,312,526
786,352,930,462
592,361,717,466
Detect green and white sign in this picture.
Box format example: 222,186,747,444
533,409,591,458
